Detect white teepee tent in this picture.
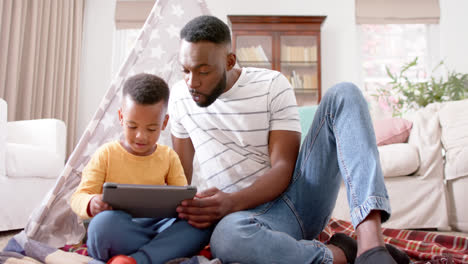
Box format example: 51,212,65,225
17,0,210,249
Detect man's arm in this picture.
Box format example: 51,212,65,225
230,130,300,211
172,135,195,184
177,129,301,228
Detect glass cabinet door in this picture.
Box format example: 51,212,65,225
229,15,326,105
280,35,319,105
234,35,272,69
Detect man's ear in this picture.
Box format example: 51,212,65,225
161,114,169,130
226,52,237,71
118,108,124,126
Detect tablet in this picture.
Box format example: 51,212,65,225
102,182,197,218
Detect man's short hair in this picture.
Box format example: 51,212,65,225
180,15,231,45
122,73,169,106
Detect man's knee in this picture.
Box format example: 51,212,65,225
210,212,258,260
326,82,362,98
323,82,366,106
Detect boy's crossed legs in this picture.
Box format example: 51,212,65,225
87,210,212,264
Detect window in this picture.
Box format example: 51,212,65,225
359,24,440,94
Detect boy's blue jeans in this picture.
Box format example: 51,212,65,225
210,82,392,263
86,210,212,263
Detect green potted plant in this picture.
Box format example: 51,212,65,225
374,57,468,117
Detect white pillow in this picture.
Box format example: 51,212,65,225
6,143,63,179
378,143,420,177
439,99,468,180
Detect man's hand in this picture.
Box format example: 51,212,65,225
88,194,112,217
177,187,234,229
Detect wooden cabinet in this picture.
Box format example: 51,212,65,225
228,15,326,105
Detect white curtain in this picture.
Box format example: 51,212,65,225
0,0,85,156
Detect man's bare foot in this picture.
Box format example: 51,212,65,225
327,244,347,264
355,210,386,256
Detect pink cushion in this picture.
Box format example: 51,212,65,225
374,118,413,146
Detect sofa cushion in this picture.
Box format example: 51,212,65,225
439,99,468,181
298,105,318,144
378,143,420,177
6,143,63,179
373,118,413,146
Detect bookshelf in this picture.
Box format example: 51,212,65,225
228,15,326,105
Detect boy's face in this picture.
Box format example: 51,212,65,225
118,96,169,156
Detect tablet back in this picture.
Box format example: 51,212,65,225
102,182,197,218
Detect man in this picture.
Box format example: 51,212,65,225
170,15,401,264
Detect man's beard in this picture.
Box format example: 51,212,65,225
196,72,226,107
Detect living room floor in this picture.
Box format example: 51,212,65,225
1,228,468,251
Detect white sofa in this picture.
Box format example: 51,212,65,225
332,99,468,231
0,98,67,231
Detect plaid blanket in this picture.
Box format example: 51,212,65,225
319,218,468,264
57,218,468,264
2,218,467,263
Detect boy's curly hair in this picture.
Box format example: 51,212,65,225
122,73,169,106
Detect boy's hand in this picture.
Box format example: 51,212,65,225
176,187,235,229
88,194,112,217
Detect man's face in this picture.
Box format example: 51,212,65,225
179,40,229,107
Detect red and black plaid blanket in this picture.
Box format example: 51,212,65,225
318,218,468,264
62,218,468,264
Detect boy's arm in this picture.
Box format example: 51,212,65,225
166,148,189,186
70,149,108,219
171,135,195,184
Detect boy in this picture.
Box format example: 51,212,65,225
70,73,211,264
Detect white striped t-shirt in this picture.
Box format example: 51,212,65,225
169,67,301,193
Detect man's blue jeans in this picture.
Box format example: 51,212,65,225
86,210,212,263
210,82,392,263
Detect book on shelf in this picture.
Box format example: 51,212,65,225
286,71,318,90
281,45,317,62
302,74,318,89
236,45,269,62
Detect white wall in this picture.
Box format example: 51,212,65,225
206,0,361,93
439,0,468,73
75,0,468,146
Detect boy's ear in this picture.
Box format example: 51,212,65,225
161,114,169,130
118,108,124,126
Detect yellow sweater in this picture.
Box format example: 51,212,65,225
70,141,187,219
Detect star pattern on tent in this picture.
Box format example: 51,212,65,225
151,28,160,39
151,45,166,59
82,140,100,161
153,5,162,18
100,112,117,131
166,24,180,39
172,4,184,17
161,61,173,75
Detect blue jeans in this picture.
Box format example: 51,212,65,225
86,210,212,264
210,82,391,264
